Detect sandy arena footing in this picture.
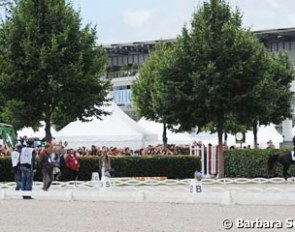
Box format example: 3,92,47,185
2,180,295,231
1,200,295,232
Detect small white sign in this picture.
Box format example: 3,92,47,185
91,172,100,182
189,179,203,194
100,176,111,190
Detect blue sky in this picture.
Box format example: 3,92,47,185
71,0,295,45
1,0,295,45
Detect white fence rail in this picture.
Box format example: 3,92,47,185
1,177,295,190
2,178,295,205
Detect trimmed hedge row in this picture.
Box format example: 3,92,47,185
224,148,292,178
0,155,200,181
0,148,293,181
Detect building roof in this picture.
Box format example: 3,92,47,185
103,27,295,54
104,39,176,55
253,27,295,41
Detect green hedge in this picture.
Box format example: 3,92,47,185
224,148,292,178
0,155,200,181
1,148,293,181
0,157,12,181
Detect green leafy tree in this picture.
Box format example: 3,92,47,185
0,0,110,142
132,43,178,145
237,52,294,148
172,0,277,176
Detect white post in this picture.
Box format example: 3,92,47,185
205,146,210,178
282,119,293,142
201,146,205,176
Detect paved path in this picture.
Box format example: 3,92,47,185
1,200,295,232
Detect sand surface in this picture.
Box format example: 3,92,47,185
1,200,295,232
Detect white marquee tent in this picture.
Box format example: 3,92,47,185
55,102,157,149
138,117,193,145
138,118,283,148
17,121,57,139
226,124,283,148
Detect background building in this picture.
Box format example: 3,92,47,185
255,28,295,145
104,27,295,145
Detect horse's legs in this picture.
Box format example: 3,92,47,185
283,165,290,180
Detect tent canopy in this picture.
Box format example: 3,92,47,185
55,102,157,149
138,117,197,145
138,118,283,148
17,121,57,139
226,124,283,148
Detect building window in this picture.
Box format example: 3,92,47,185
143,53,149,62
278,41,284,51
283,41,291,51
272,42,279,52
133,54,139,64
139,54,144,63
108,57,112,66
112,56,118,66
288,41,292,50
265,42,272,52
128,55,133,65
123,55,128,65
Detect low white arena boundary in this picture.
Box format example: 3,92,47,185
2,178,295,205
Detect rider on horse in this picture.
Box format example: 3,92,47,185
268,136,295,180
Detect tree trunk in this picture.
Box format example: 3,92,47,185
45,120,52,143
253,121,258,148
162,123,168,146
224,132,228,145
217,124,224,178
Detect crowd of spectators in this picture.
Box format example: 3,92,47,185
69,144,189,156
0,137,277,158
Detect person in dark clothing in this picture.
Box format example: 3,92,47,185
39,144,54,191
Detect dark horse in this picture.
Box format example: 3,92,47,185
268,151,295,180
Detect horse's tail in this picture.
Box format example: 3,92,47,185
268,153,279,174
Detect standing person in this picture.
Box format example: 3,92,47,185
11,145,22,190
99,153,112,180
39,144,54,191
20,139,36,199
51,146,61,181
65,149,80,182
267,140,275,149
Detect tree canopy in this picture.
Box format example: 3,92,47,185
177,0,293,176
173,0,294,176
132,43,177,145
132,0,294,176
0,0,111,142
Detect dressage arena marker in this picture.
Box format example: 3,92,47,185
100,167,112,190
2,178,295,205
91,172,100,189
189,179,203,194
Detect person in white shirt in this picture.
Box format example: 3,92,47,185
20,139,36,199
11,145,22,190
